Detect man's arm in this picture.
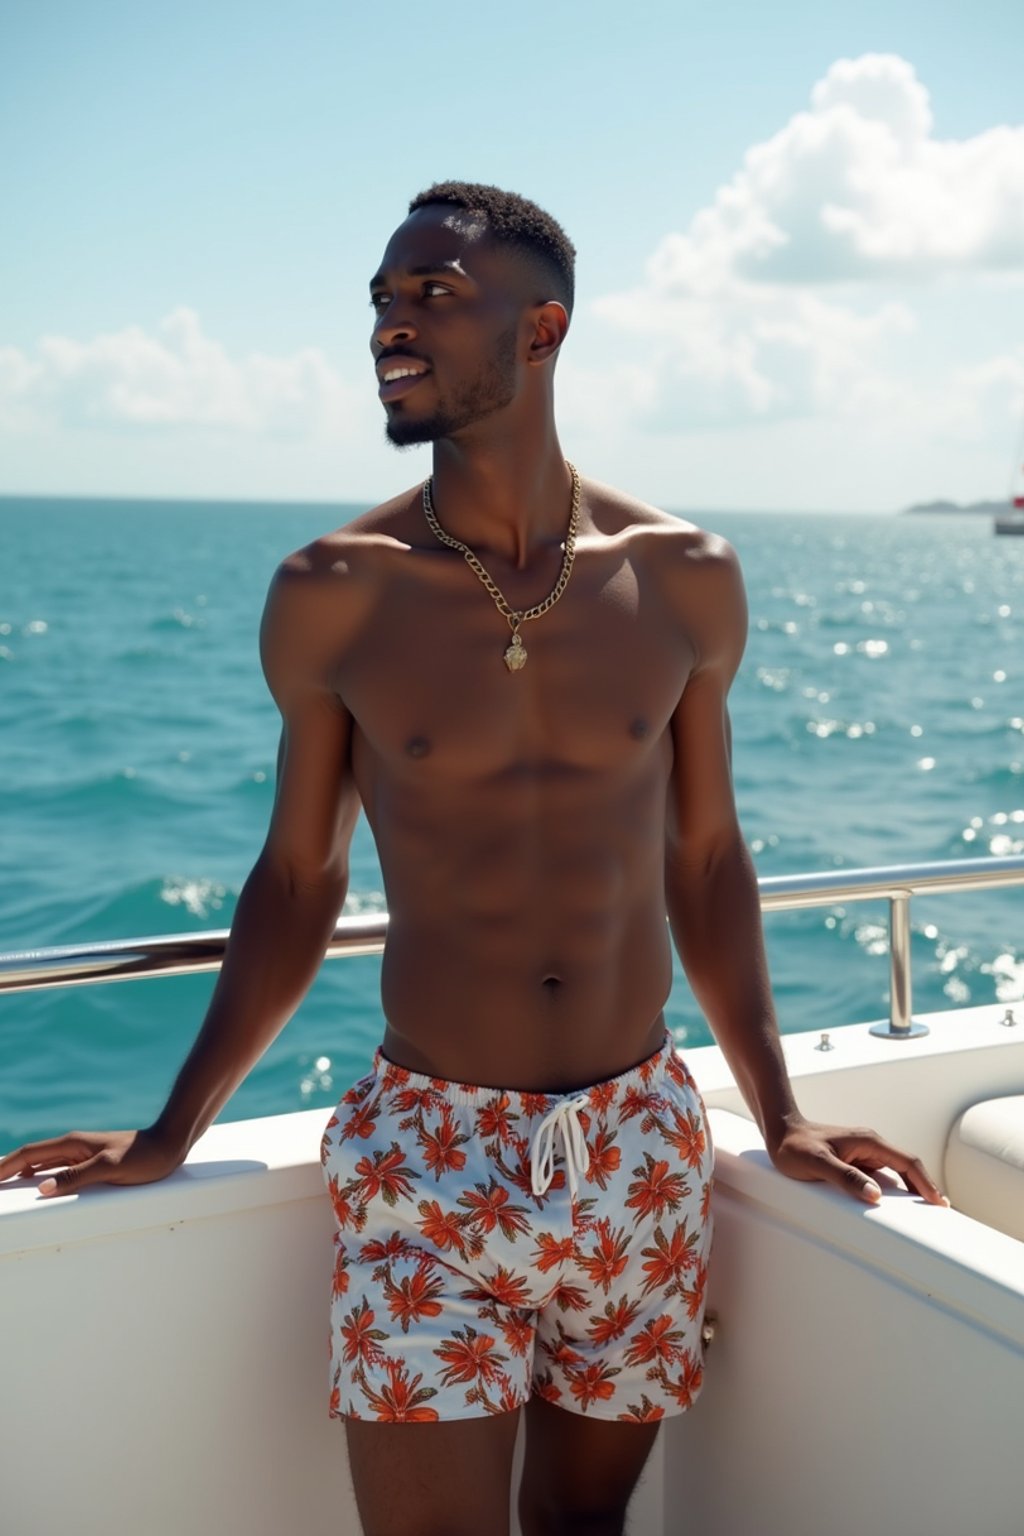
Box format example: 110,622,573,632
0,551,362,1197
663,533,947,1206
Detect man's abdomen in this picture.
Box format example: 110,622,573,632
364,745,677,1090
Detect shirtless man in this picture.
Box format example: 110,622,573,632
0,182,947,1536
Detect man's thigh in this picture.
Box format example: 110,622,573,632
344,1409,522,1536
518,1394,661,1535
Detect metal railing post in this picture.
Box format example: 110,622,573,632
869,891,928,1040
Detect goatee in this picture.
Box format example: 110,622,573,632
384,325,518,448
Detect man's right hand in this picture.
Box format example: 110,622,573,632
0,1126,184,1198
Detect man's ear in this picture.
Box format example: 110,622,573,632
527,300,569,365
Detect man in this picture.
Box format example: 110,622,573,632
0,182,947,1536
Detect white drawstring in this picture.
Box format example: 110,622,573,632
530,1093,591,1199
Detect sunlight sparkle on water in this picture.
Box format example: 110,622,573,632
160,876,227,919
757,667,790,691
961,810,1024,855
299,1055,333,1098
854,922,889,957
983,954,1024,1003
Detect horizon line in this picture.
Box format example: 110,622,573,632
0,489,935,517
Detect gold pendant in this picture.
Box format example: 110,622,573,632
504,633,527,672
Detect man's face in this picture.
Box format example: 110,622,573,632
369,205,525,447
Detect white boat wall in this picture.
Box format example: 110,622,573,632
2,860,1023,1536
3,1002,1022,1536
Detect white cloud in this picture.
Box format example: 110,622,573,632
0,308,367,439
589,54,1024,434
591,274,924,428
641,53,1024,291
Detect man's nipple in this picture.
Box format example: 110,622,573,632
405,735,432,759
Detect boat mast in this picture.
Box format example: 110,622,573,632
994,404,1024,533
1010,406,1024,510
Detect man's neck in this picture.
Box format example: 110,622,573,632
428,430,573,570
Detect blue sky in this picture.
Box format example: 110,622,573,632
2,0,1022,510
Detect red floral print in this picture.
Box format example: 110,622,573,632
624,1152,692,1222
434,1326,510,1388
383,1265,446,1333
321,1033,713,1422
361,1358,440,1423
586,1296,643,1347
418,1112,470,1178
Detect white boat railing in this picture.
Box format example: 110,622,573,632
1,855,1022,1039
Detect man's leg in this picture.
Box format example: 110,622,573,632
517,1396,661,1536
345,1410,522,1536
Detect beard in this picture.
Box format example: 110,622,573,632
385,324,518,448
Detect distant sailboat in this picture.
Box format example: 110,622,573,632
994,408,1024,534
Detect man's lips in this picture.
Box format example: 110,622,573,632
376,355,431,402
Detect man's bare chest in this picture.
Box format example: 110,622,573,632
333,548,696,779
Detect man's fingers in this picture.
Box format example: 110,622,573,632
38,1154,108,1198
833,1138,949,1207
2,1130,161,1199
0,1136,94,1182
0,1136,111,1197
5,1149,83,1177
874,1147,946,1204
819,1153,882,1204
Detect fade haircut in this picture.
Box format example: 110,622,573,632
408,180,576,317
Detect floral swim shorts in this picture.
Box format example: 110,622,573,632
319,1030,713,1424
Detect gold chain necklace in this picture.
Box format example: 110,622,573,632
421,461,581,672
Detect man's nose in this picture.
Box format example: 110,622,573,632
371,302,417,352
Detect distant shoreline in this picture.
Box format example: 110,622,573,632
901,499,1008,515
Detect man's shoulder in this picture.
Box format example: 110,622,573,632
275,486,423,586
586,480,746,671
260,489,423,674
586,476,738,569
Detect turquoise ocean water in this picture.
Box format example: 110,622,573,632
2,498,1022,1148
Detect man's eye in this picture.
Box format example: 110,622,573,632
370,284,448,314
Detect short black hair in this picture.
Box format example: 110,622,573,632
408,180,576,316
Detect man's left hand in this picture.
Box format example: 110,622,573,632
767,1117,950,1206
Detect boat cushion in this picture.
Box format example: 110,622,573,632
944,1095,1024,1243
